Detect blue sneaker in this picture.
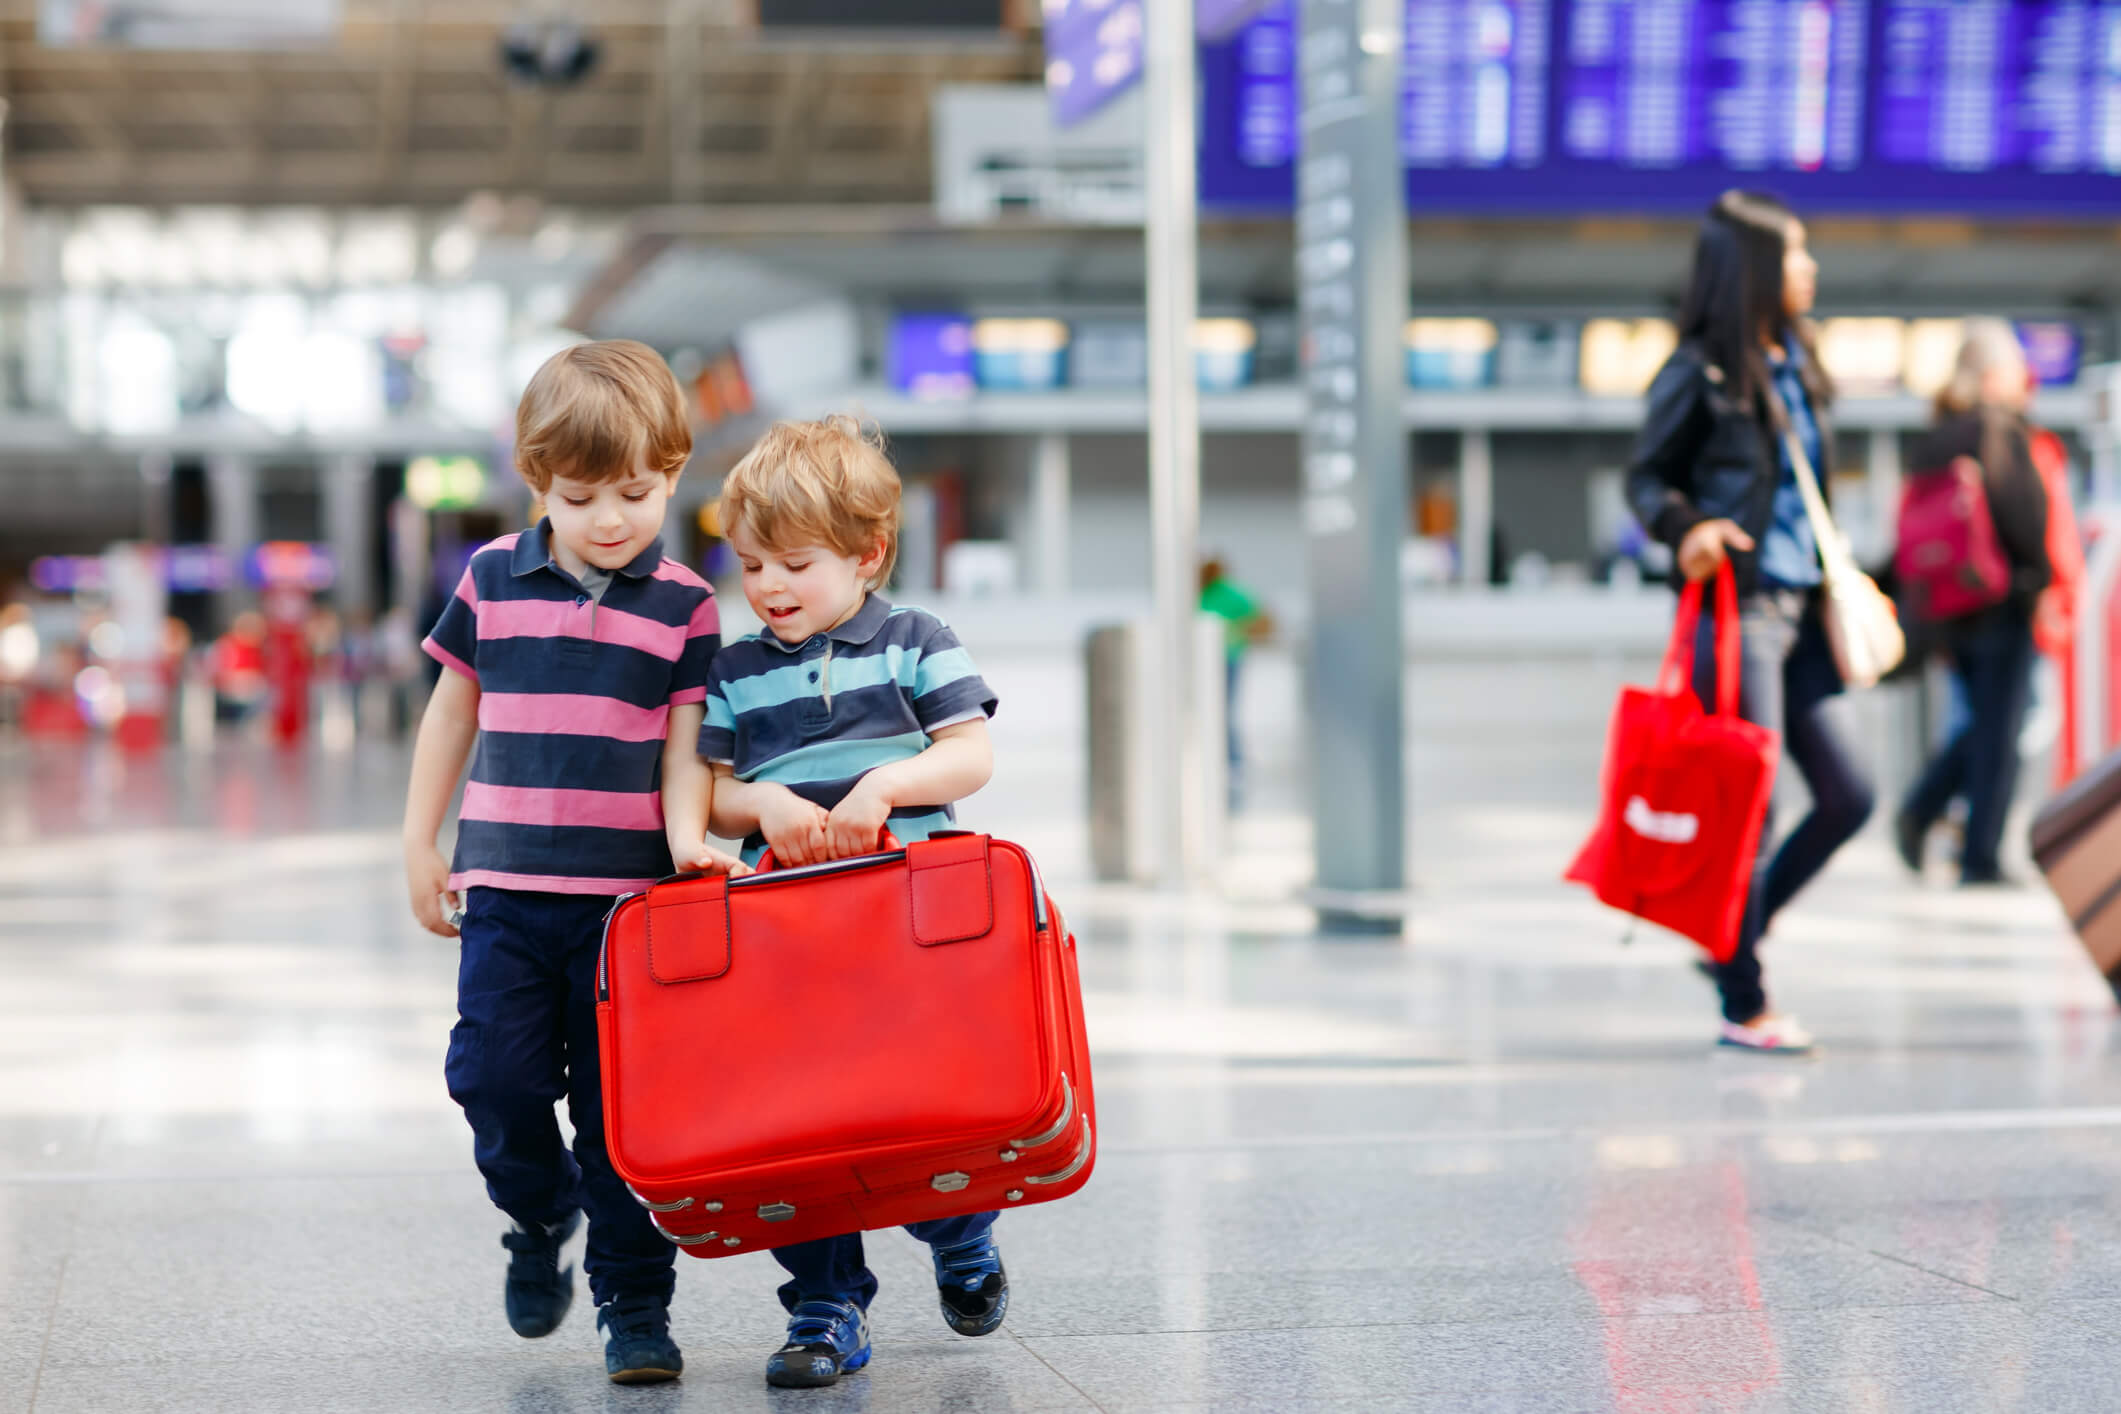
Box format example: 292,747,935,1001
764,1299,871,1389
598,1293,683,1385
933,1233,1009,1337
500,1210,579,1338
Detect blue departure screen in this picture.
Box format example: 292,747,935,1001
1198,0,2121,214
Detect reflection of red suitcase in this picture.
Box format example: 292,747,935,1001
595,833,1094,1256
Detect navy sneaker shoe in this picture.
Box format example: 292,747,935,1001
500,1209,579,1338
598,1293,683,1386
764,1299,871,1389
933,1232,1009,1337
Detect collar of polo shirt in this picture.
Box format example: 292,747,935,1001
759,591,894,653
509,517,665,582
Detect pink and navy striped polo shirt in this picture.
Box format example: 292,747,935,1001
422,519,720,896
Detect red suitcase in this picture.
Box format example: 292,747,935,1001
595,832,1095,1256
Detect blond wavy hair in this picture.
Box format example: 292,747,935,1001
1934,318,2028,419
514,340,692,492
719,416,902,588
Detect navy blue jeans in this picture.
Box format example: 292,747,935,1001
773,1211,997,1312
446,887,674,1307
1900,609,2038,882
1693,590,1876,1023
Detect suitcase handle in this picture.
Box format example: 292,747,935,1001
750,829,903,876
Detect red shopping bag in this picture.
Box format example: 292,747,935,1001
1566,565,1779,962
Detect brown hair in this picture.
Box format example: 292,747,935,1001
513,339,691,492
719,416,901,588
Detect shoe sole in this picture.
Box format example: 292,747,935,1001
1716,1038,1817,1056
941,1290,1009,1338
766,1347,870,1389
609,1366,681,1386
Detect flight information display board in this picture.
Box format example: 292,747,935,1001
1198,0,2121,214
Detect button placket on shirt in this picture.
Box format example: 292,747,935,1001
554,569,598,666
799,637,832,732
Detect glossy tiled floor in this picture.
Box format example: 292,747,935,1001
6,654,2121,1413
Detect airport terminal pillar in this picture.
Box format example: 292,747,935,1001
323,453,377,620
1297,0,1411,932
1144,0,1210,886
1459,428,1493,589
206,452,259,625
138,450,173,547
1033,431,1072,596
1866,428,1903,564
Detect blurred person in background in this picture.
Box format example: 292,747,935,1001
2029,412,2084,782
1627,190,1874,1055
0,601,34,733
1198,556,1272,810
1893,320,2052,887
212,611,269,725
339,609,382,739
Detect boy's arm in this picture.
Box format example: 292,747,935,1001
662,704,747,876
824,718,994,860
402,667,480,937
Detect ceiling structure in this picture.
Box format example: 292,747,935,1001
4,3,2119,325
0,0,1043,208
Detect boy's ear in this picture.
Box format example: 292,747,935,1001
858,534,890,581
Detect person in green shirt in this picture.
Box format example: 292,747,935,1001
1199,556,1273,808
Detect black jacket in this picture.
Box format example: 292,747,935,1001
1625,340,1835,597
1908,408,2050,630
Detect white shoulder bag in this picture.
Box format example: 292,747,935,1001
1764,383,1905,689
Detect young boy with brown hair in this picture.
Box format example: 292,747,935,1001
701,416,1005,1388
402,339,745,1385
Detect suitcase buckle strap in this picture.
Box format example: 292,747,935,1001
908,834,994,946
646,879,732,984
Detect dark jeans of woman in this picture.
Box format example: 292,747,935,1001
1899,609,2037,883
1692,588,1876,1023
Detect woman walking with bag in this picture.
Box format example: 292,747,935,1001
1626,191,1880,1055
1893,320,2051,887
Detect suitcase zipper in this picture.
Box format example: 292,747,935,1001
596,892,641,1003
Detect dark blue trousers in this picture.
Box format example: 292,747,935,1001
446,887,675,1307
1901,609,2038,882
1693,589,1876,1023
772,1212,997,1312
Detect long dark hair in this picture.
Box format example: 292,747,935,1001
1675,190,1833,421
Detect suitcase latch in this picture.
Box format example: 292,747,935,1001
930,1171,971,1193
758,1202,797,1222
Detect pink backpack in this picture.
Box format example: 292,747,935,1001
1895,455,2011,622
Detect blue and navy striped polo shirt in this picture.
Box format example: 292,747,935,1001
423,519,721,896
700,594,997,863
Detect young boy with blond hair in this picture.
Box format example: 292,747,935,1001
700,415,1005,1388
402,339,745,1385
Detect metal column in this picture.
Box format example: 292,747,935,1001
1144,0,1208,887
1459,428,1492,589
323,453,377,619
139,450,173,547
206,452,259,625
1866,427,1903,565
1033,431,1073,597
1297,0,1410,930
